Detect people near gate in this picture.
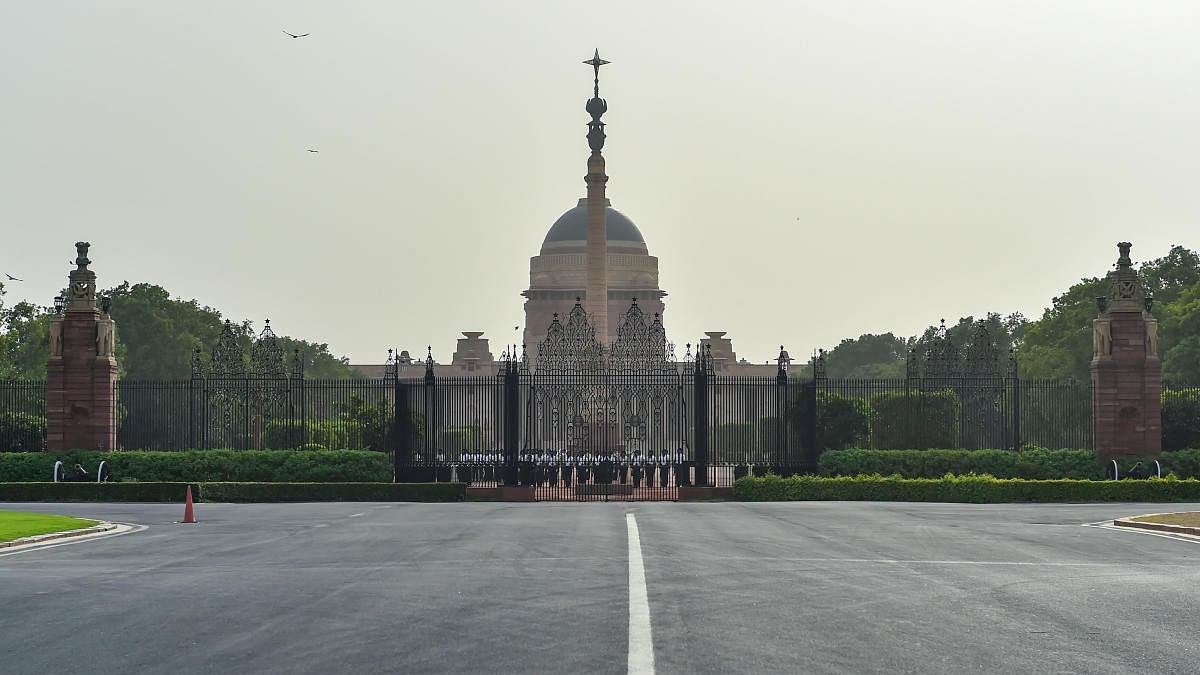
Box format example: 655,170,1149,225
674,446,689,487
559,452,572,488
615,450,628,485
458,452,474,486
581,451,595,484
518,451,533,486
544,449,559,487
631,450,644,487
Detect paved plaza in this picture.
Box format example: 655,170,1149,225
2,501,1199,675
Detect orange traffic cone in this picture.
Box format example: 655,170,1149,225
182,485,197,524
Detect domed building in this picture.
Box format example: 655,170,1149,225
522,198,666,351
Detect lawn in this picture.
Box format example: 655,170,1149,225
0,510,98,544
1131,512,1200,528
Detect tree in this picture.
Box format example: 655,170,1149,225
0,280,361,381
822,333,908,379
0,283,54,380
1017,245,1200,385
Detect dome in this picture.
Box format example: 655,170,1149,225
543,199,644,246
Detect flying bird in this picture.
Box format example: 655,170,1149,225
4,274,22,282
283,30,310,38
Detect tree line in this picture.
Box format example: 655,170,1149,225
806,245,1199,387
0,282,361,380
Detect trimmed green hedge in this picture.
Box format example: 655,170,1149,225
735,473,1200,502
0,482,198,502
198,482,464,502
0,482,463,502
0,450,392,483
818,447,1105,479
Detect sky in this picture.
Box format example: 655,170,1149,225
2,1,1199,365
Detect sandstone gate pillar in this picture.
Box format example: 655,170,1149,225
46,242,119,451
1090,242,1161,460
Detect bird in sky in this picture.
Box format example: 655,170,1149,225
283,30,310,38
4,274,22,282
307,149,319,153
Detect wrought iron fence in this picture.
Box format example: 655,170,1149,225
114,378,396,451
812,376,1093,451
0,380,47,452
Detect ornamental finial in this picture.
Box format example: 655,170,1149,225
583,49,609,152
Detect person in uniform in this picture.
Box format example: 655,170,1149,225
631,450,644,487
560,452,572,488
458,451,473,486
658,450,671,488
674,446,689,487
616,450,628,485
546,450,560,488
575,451,588,485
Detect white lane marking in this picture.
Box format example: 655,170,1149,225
1083,521,1200,545
662,555,1194,567
626,513,655,675
0,523,146,558
348,513,365,518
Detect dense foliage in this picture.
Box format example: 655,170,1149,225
1019,246,1200,385
734,473,1200,502
0,413,46,452
800,246,1200,387
0,450,391,483
0,281,360,380
867,390,958,449
1161,389,1200,451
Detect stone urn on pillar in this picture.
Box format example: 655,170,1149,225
46,242,119,451
1090,242,1161,461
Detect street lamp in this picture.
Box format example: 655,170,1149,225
53,294,64,314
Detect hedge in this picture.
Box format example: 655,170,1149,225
735,473,1200,502
0,482,198,502
0,482,464,503
816,447,1200,480
198,482,464,502
0,450,392,483
817,447,1105,480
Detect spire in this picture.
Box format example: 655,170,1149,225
582,49,611,344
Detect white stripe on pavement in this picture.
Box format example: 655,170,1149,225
626,513,655,675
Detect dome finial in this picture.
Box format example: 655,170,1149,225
583,49,609,152
583,49,609,100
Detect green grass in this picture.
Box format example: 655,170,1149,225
0,510,97,543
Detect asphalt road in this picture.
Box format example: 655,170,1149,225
2,501,1199,675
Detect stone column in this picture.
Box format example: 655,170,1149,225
1090,242,1161,460
585,152,608,344
46,242,119,451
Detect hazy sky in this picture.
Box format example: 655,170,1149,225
3,1,1199,365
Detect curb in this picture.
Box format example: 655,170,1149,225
0,522,118,550
1113,515,1200,537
